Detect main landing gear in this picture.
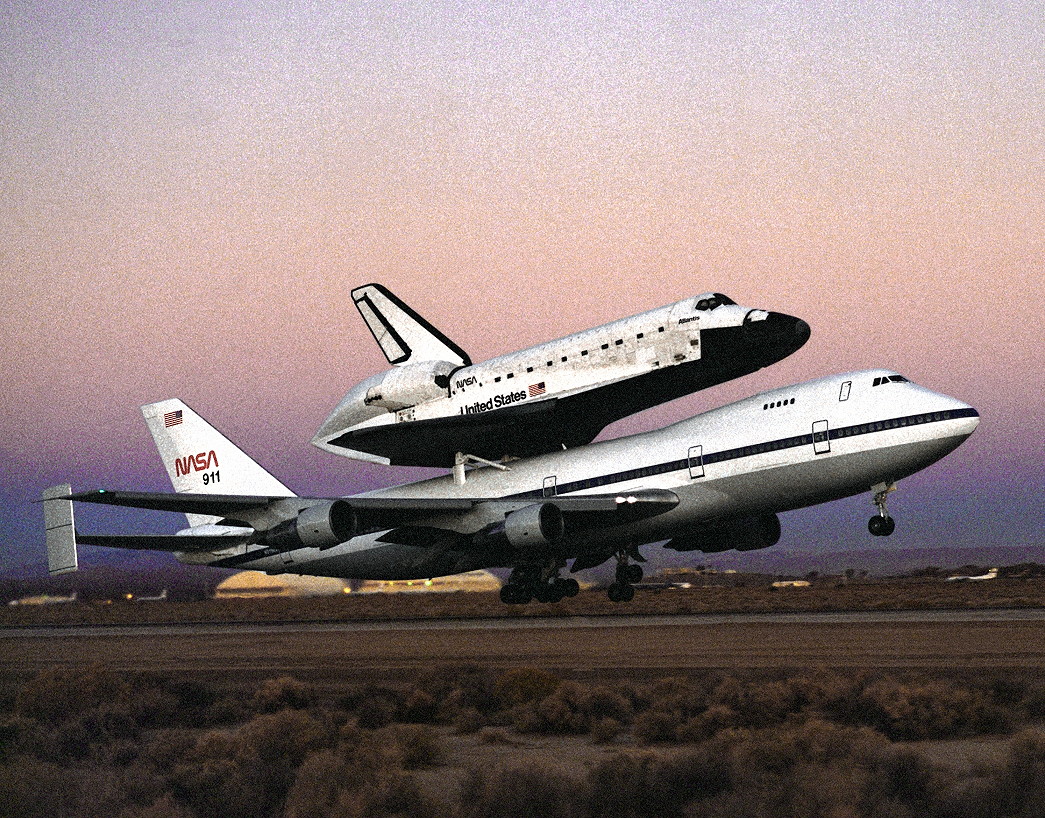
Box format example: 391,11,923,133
868,481,897,537
500,561,580,605
607,547,644,603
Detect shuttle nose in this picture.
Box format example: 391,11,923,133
742,311,811,354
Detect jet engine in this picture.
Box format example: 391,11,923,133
362,360,458,410
261,501,358,552
664,513,780,554
476,503,565,549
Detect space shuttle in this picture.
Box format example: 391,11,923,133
312,283,810,468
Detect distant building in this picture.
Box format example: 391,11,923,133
355,570,502,594
215,571,351,598
771,580,811,589
8,591,78,606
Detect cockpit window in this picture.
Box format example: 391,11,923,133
889,375,909,383
873,374,910,387
695,293,737,311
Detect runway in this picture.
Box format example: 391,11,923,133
5,609,1045,684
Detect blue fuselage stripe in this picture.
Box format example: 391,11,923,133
509,407,980,501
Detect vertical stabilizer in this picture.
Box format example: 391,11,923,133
43,484,78,575
351,283,471,366
142,400,294,527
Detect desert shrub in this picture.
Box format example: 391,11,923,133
166,709,326,818
512,681,592,735
0,712,57,761
997,729,1045,815
284,733,440,818
341,685,402,729
0,756,128,818
288,754,437,818
15,665,134,724
494,667,560,708
677,704,739,742
116,793,196,818
453,706,485,734
587,749,728,818
1022,684,1045,720
238,709,329,794
633,709,678,744
456,764,587,818
374,723,443,768
588,685,634,723
644,676,707,720
591,716,622,744
707,675,808,729
858,678,1008,740
0,756,81,818
252,675,315,712
168,729,266,818
399,686,439,723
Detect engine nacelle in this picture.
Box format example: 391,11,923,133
262,500,357,552
363,360,457,410
477,503,565,550
665,513,781,554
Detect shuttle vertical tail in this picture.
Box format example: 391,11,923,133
351,283,471,366
142,399,294,527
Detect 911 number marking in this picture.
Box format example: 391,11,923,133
202,470,220,486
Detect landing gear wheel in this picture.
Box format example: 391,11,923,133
500,585,532,604
560,578,580,597
607,583,635,603
868,515,895,537
623,564,643,584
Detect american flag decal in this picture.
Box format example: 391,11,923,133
164,410,183,428
528,382,546,397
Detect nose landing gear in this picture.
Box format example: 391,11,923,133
868,481,897,536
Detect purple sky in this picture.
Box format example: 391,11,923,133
2,2,1042,574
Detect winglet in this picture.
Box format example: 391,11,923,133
43,484,78,575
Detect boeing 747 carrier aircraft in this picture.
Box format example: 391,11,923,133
312,284,810,468
44,370,977,603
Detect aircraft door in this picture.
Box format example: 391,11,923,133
688,445,704,478
812,420,831,454
543,476,557,497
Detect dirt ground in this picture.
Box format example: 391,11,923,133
5,612,1045,690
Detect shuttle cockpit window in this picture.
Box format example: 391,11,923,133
872,374,910,387
695,293,737,311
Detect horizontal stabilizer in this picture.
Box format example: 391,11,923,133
65,490,296,517
75,533,252,552
43,484,78,575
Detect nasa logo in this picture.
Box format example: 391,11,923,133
174,450,219,476
455,375,478,389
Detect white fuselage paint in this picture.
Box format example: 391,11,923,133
313,294,762,461
203,369,978,579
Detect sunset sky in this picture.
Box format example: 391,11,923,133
3,2,1042,574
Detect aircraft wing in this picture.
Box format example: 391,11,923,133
45,485,678,574
58,486,676,530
